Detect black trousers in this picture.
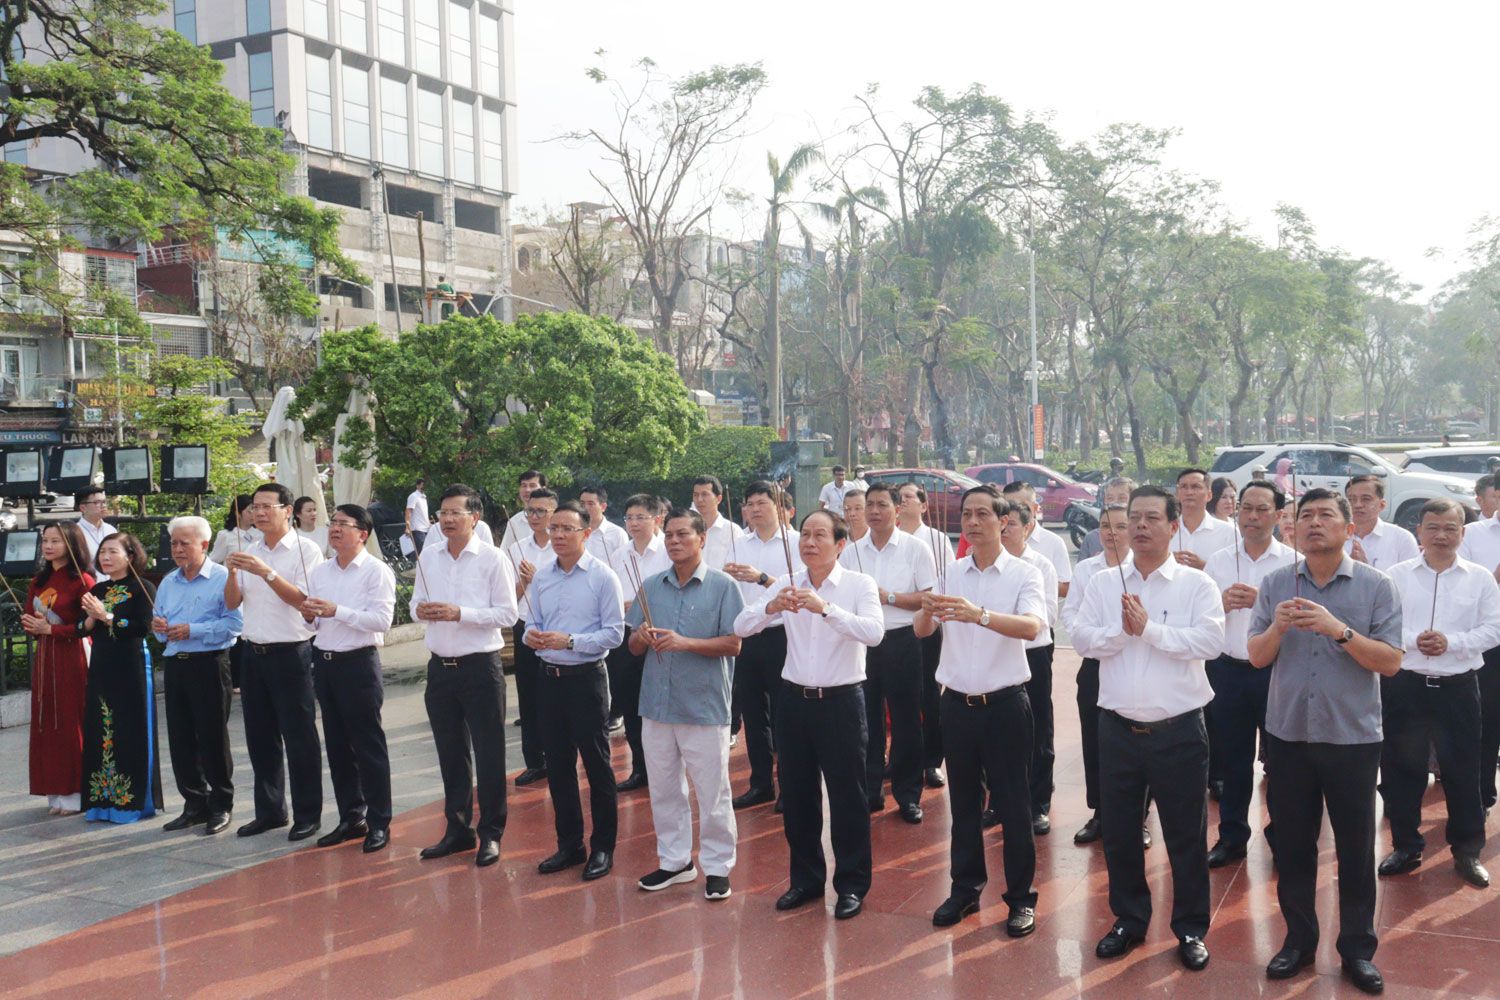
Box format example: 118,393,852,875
512,621,546,771
1380,670,1486,859
1206,654,1271,847
1076,658,1102,811
732,627,786,793
410,530,425,556
1265,734,1380,962
776,681,872,897
163,650,234,817
1025,641,1055,814
863,626,924,806
424,651,508,840
1099,709,1210,940
606,627,646,778
943,686,1036,908
313,647,392,830
1481,645,1500,809
920,630,944,768
240,640,322,826
538,662,617,854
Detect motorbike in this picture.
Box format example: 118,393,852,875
1064,497,1099,550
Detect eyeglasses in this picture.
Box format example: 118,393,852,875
623,514,654,523
547,525,585,535
437,508,474,518
249,503,286,512
525,507,556,518
329,519,363,530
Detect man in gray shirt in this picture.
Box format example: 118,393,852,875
1248,488,1402,997
627,506,745,901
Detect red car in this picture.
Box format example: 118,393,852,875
859,467,981,531
963,461,1097,524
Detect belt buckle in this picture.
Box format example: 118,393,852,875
965,693,988,707
803,686,822,700
1424,675,1442,688
321,650,334,661
440,657,459,670
1130,723,1152,735
546,665,562,678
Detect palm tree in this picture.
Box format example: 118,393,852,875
764,143,822,435
813,183,887,463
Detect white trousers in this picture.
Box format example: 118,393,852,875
641,718,737,876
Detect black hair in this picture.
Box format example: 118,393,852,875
800,509,848,541
95,531,149,576
519,470,547,487
76,485,105,505
744,480,776,503
528,487,558,504
1345,474,1385,499
553,499,587,526
865,482,900,505
624,492,660,515
663,505,706,536
333,503,374,534
899,481,927,504
1129,484,1180,522
1209,477,1237,512
1176,467,1209,485
578,484,608,503
439,484,483,515
253,482,295,508
692,475,724,497
224,494,253,531
1239,479,1286,510
960,483,1012,518
1297,487,1352,522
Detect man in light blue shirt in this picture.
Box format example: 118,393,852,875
151,515,244,835
524,499,625,881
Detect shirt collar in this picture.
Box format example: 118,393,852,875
1130,554,1180,584
551,550,599,576
810,561,846,589
438,532,487,561
333,548,370,571
1242,537,1288,562
662,559,709,589
863,528,903,553
175,559,223,583
962,548,1014,576
1295,553,1355,580
264,530,298,551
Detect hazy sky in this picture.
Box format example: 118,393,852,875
514,1,1495,301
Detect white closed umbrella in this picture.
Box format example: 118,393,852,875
332,388,376,508
261,386,328,526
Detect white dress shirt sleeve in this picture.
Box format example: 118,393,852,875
331,567,396,634
1072,571,1128,659
1139,572,1227,660
457,553,519,630
821,574,884,646
1448,570,1500,658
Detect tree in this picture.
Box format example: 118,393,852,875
568,56,767,375
200,255,319,408
545,203,639,319
295,313,705,502
763,142,822,434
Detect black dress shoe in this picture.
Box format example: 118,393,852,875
1341,958,1385,995
1073,814,1101,844
1095,925,1144,959
775,885,822,911
1032,812,1051,836
362,828,390,853
1456,855,1491,888
899,802,924,824
204,813,231,836
163,812,206,832
514,767,547,787
981,808,1000,829
582,850,613,881
316,820,369,848
1007,906,1036,938
419,830,478,860
615,772,648,792
732,786,775,810
1377,847,1422,877
924,767,946,788
537,846,587,874
475,838,501,867
1265,946,1315,980
833,893,863,919
1178,935,1210,971
288,821,321,842
868,797,885,814
1207,840,1247,868
236,817,288,837
932,895,979,927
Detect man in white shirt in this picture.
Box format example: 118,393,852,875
1381,498,1500,890
898,480,955,789
410,484,519,868
1475,473,1497,520
499,469,547,553
300,503,396,854
1345,474,1419,571
580,485,630,564
1203,480,1293,868
735,509,883,920
1459,488,1500,811
917,486,1047,937
224,482,327,842
819,465,852,515
994,500,1059,836
841,490,867,547
404,478,429,556
1171,468,1236,570
849,483,935,822
74,486,113,561
1060,503,1132,845
1001,482,1073,599
606,493,671,791
510,486,559,786
1073,485,1225,971
721,481,803,807
426,515,493,550
691,475,741,571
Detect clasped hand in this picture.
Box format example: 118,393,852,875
766,586,826,615
920,592,979,623
1272,597,1343,638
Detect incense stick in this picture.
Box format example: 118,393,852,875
1429,566,1441,633
774,483,795,576
1231,509,1242,584
725,489,739,562
1288,464,1301,599
628,552,655,630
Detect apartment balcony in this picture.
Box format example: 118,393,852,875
0,374,67,407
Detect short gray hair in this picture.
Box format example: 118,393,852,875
168,515,212,542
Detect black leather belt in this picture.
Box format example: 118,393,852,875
431,650,500,670
1103,707,1201,735
1218,654,1253,668
942,682,1025,707
541,660,606,678
244,639,309,656
171,649,228,660
315,645,377,662
1413,669,1478,689
783,680,860,699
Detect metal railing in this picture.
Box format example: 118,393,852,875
0,374,66,403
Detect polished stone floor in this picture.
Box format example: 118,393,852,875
2,646,1496,998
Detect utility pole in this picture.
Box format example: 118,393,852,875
1028,229,1040,462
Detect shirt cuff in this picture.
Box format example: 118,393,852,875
331,604,353,623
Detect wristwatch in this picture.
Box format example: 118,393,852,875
264,569,279,583
885,590,896,606
1335,626,1354,645
979,608,991,627
566,635,575,650
757,572,770,587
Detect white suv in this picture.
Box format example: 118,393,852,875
1210,442,1477,532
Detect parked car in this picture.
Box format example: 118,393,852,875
1448,420,1483,437
859,467,981,532
963,461,1098,524
1400,446,1500,483
1210,442,1477,531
